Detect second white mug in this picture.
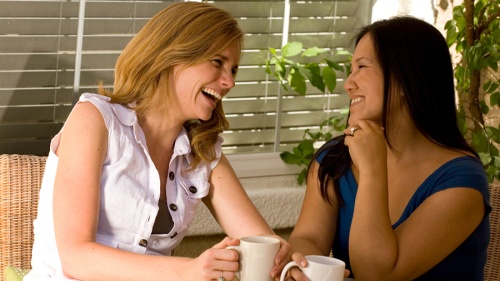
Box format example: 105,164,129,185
280,255,345,281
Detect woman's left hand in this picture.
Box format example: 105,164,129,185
269,234,291,280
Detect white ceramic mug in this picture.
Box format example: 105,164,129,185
226,236,280,281
280,255,346,281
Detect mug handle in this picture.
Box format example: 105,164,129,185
225,245,241,280
280,261,300,281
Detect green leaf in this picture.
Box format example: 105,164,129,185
304,64,325,92
265,64,272,75
483,80,492,92
297,65,312,79
445,22,458,47
283,58,298,68
335,50,352,58
282,42,303,58
488,127,500,143
319,119,329,127
486,165,496,183
297,168,308,185
322,66,337,92
471,130,489,153
289,68,307,95
491,92,500,107
339,107,350,115
302,47,327,57
452,6,465,28
334,123,346,132
456,112,468,136
306,131,323,142
480,100,489,114
490,142,500,157
280,151,301,165
323,132,333,140
444,19,454,31
325,59,344,71
275,61,287,79
494,156,500,168
478,152,493,166
295,140,315,165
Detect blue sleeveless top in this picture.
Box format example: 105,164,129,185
318,154,491,280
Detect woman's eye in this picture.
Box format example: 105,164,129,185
212,59,222,66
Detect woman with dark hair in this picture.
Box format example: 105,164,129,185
24,2,289,281
283,16,490,281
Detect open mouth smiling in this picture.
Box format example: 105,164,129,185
351,96,365,105
202,88,222,102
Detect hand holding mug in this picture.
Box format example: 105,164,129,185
226,235,280,281
280,255,346,281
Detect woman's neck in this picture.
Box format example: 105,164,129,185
138,112,182,155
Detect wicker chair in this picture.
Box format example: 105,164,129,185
0,154,46,281
0,153,499,280
485,183,500,280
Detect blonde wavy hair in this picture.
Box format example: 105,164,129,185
98,2,243,169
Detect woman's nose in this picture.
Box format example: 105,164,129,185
344,73,355,93
220,69,236,89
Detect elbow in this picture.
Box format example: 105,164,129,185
57,243,89,279
59,253,80,279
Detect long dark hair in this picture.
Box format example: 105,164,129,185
310,16,478,204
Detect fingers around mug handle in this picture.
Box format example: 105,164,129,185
225,246,241,280
225,245,239,251
280,261,300,281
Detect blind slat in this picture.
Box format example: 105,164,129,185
0,36,76,53
223,94,349,115
228,81,347,99
0,89,72,105
0,105,71,122
0,123,63,139
0,19,77,35
227,111,345,130
0,139,51,156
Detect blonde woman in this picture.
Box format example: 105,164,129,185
25,2,289,281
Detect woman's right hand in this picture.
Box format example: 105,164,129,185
189,236,240,280
282,252,351,281
282,252,310,281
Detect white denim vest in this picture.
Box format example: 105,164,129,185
25,93,222,280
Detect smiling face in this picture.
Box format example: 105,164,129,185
170,40,241,122
344,34,385,126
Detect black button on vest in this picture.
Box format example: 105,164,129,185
139,239,148,247
189,186,197,194
169,203,178,211
169,171,174,180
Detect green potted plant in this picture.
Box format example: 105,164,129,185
271,0,500,184
265,42,351,184
445,0,500,183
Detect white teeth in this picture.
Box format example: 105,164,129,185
351,96,365,104
202,88,222,100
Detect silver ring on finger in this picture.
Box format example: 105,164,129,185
350,126,359,136
218,270,225,281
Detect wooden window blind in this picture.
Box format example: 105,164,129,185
0,0,369,156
